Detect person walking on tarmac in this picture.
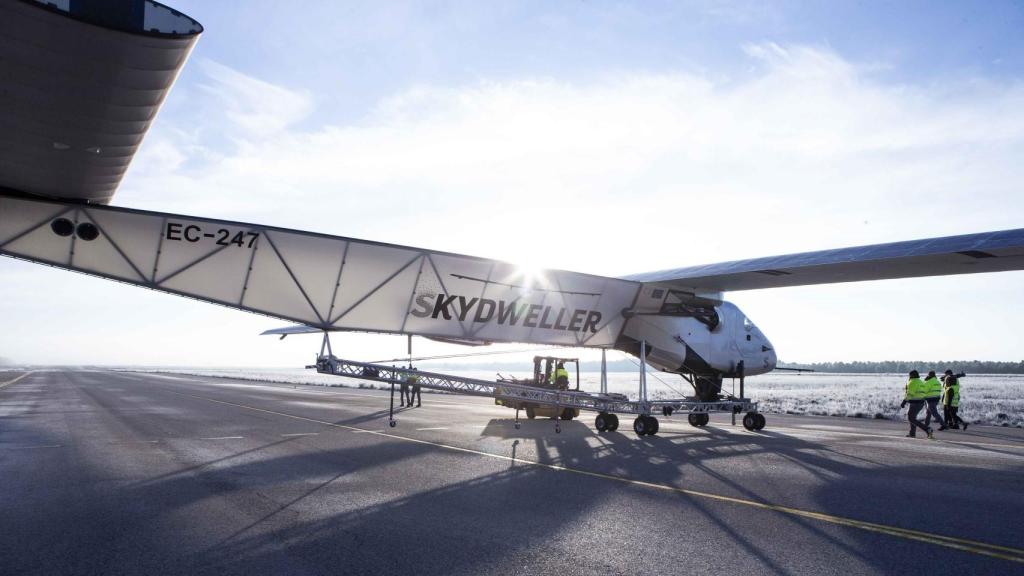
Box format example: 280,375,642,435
942,369,968,430
922,370,947,431
901,370,934,439
408,367,421,407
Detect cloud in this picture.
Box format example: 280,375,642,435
130,47,1024,266
197,59,314,137
83,45,1024,364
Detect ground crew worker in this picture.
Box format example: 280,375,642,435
552,362,570,390
901,370,933,439
409,367,421,407
399,365,409,407
921,370,947,430
942,369,968,430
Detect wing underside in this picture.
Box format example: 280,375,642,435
0,193,639,347
625,229,1024,292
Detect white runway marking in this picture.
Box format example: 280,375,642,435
4,444,63,450
108,440,160,444
416,427,449,431
281,432,319,437
200,436,244,440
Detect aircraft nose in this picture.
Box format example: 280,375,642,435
764,340,778,369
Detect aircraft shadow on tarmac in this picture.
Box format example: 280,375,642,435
3,388,1023,576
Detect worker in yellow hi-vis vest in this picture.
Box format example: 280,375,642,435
922,370,947,431
900,370,933,439
408,367,421,408
942,370,968,431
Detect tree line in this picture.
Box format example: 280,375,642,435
778,360,1024,374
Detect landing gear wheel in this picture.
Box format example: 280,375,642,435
555,424,561,434
595,413,609,432
606,414,619,432
514,422,521,430
647,416,659,436
560,408,575,421
742,412,758,431
526,406,536,420
633,416,649,437
389,420,397,428
688,413,709,427
699,413,709,427
754,413,766,430
688,413,701,427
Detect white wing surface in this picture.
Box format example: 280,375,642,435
0,193,639,347
624,229,1024,293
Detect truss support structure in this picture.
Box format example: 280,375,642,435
310,354,757,420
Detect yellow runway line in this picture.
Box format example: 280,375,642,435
167,389,1024,565
0,371,33,390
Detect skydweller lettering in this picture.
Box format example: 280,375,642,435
497,300,527,325
456,296,478,321
523,304,542,328
408,292,602,333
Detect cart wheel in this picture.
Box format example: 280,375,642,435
647,416,659,436
633,416,648,436
560,408,574,421
595,413,608,432
688,413,700,427
389,420,397,428
742,413,757,431
699,413,710,427
754,413,766,430
607,413,619,432
526,406,536,419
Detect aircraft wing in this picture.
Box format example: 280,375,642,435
0,1,202,204
0,193,639,347
624,228,1024,292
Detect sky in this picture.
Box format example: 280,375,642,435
2,0,1024,366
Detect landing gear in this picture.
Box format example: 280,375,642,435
743,412,766,431
693,376,724,402
633,415,659,437
688,413,710,427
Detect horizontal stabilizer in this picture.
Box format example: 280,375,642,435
261,325,323,336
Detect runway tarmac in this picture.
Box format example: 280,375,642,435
1,369,1022,575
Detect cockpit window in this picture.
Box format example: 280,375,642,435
744,316,754,332
659,290,720,330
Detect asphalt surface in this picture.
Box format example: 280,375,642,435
1,369,1022,576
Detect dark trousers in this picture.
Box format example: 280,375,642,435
944,406,966,428
400,383,408,406
907,401,929,436
410,386,421,406
923,398,945,428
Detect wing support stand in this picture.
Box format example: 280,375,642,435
600,348,608,395
388,372,397,428
631,340,659,436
